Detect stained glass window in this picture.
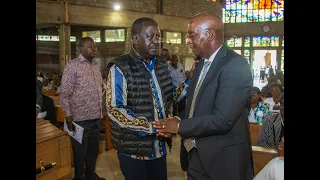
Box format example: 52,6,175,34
244,36,250,47
39,35,50,41
50,36,59,41
244,49,250,64
226,37,242,47
105,29,125,42
223,0,284,23
70,36,76,42
281,36,284,47
252,36,279,47
281,49,284,72
234,50,242,55
36,35,76,42
166,32,182,44
82,31,101,42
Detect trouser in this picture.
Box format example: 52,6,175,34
117,153,167,180
187,149,211,180
71,118,100,180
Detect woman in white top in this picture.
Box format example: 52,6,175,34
263,84,283,112
248,87,271,124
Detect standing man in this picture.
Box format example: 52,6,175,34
170,55,186,89
105,17,191,180
60,37,105,180
160,48,172,65
170,54,187,114
153,12,254,180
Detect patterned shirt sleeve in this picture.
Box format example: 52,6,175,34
60,62,75,117
173,78,191,104
256,114,275,148
106,65,153,136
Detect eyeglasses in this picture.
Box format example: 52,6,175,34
251,93,259,96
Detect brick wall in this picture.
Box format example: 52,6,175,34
66,0,221,18
69,0,157,13
163,0,222,18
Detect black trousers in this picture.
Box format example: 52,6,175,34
117,153,167,180
187,149,211,180
71,118,100,180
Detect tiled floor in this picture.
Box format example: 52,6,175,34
59,137,187,180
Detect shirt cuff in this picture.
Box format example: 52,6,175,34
36,104,41,110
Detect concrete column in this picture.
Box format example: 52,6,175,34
59,24,71,73
124,28,132,53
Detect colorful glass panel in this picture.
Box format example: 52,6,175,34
223,0,284,23
244,36,250,47
244,49,250,64
252,36,279,47
226,37,242,47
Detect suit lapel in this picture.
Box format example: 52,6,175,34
193,45,228,111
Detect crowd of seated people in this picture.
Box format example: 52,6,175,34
36,71,59,126
249,74,284,179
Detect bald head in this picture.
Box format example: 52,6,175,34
191,12,224,41
187,12,224,59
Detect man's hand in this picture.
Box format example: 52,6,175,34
152,115,180,136
65,116,75,132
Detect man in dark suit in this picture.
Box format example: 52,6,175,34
36,77,43,115
153,12,253,180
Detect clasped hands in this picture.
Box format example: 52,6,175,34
152,114,180,138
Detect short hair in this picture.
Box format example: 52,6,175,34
171,54,180,61
271,83,284,93
131,17,158,36
252,86,261,94
79,37,94,48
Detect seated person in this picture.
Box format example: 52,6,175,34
263,84,283,112
254,136,284,180
39,95,57,126
248,87,271,124
257,92,284,149
260,75,282,99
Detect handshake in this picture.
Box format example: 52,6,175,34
152,114,181,138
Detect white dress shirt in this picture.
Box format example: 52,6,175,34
195,45,223,88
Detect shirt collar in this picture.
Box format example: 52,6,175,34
204,45,223,63
78,54,97,65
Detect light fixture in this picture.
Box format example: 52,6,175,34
114,4,121,11
173,33,178,37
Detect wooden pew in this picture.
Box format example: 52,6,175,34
49,96,60,105
252,146,279,175
249,123,262,146
43,90,57,97
36,119,72,179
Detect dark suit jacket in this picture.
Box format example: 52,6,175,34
36,78,43,108
178,45,254,179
